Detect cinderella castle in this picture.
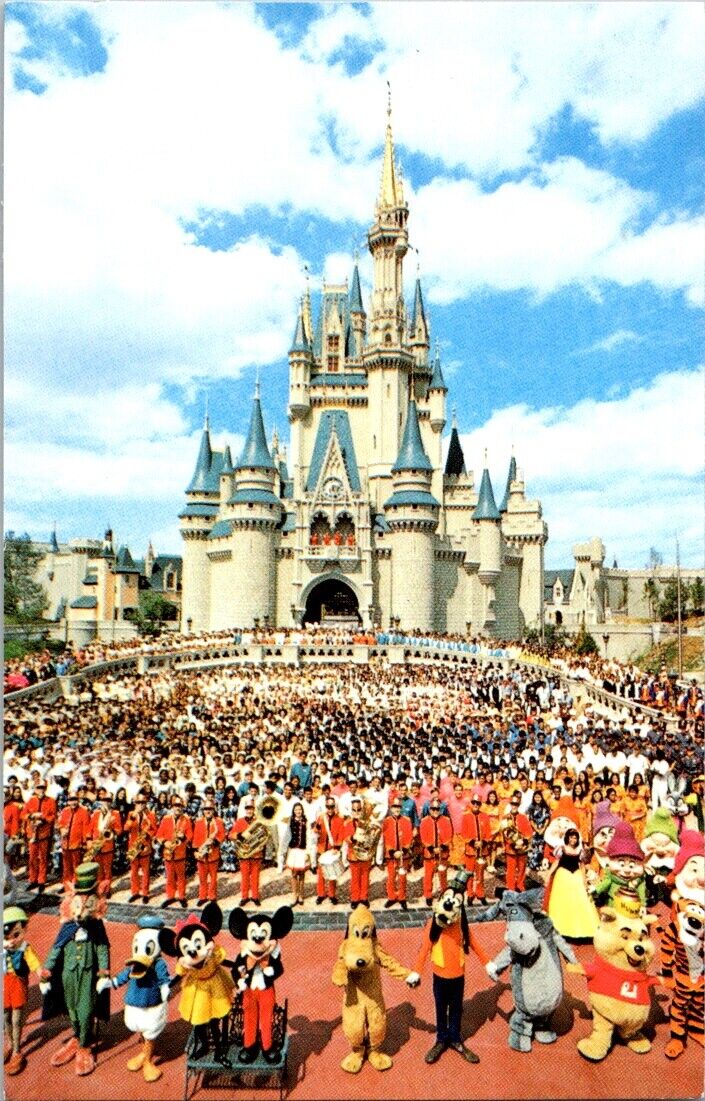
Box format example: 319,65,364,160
180,109,547,638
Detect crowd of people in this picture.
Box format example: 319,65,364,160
4,631,703,914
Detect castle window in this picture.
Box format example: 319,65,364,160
327,334,339,372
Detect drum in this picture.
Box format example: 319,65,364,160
286,847,310,871
319,849,344,882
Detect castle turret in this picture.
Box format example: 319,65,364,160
217,386,281,628
498,453,517,513
219,444,234,505
384,398,439,630
179,417,219,631
349,262,366,358
473,456,502,630
408,277,430,380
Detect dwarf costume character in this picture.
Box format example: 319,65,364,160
4,906,43,1075
40,862,111,1077
641,807,680,907
592,822,646,910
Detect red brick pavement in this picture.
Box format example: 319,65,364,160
7,914,703,1101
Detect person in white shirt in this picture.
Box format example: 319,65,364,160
276,782,299,873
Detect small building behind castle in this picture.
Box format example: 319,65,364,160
179,110,547,638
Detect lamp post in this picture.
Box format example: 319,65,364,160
186,617,192,636
602,632,609,659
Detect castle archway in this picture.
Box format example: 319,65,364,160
302,577,361,625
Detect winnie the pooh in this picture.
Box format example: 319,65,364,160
570,892,660,1061
332,905,419,1073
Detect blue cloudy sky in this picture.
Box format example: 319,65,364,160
4,1,703,568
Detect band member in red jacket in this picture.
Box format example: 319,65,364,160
419,800,453,905
156,794,193,908
342,798,375,908
313,796,345,904
192,799,225,906
56,792,91,891
229,799,267,907
21,779,56,892
87,795,123,896
460,796,492,904
382,798,414,909
124,792,157,903
500,793,533,892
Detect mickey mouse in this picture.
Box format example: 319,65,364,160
160,902,234,1065
228,905,293,1064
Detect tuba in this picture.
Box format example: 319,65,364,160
349,801,382,862
232,821,271,860
255,793,285,826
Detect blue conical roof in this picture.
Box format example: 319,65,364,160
498,455,517,513
115,545,139,572
429,348,447,391
473,467,500,521
186,425,213,492
411,278,426,332
349,264,364,313
50,528,60,553
221,444,234,476
237,394,276,470
392,399,433,473
289,309,310,354
444,426,466,476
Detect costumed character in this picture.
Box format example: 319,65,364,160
39,861,111,1076
332,903,419,1073
640,807,680,908
159,901,234,1065
664,774,689,836
476,887,577,1051
382,798,413,909
460,796,492,905
3,906,43,1075
228,905,293,1064
586,801,620,887
669,829,705,907
570,891,660,1061
592,821,646,911
413,868,487,1065
419,800,453,905
658,894,704,1058
545,825,598,941
108,913,172,1081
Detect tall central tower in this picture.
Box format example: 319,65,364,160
364,100,415,511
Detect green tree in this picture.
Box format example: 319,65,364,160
133,590,178,636
658,576,681,623
3,534,48,638
574,623,599,655
643,577,659,619
689,576,704,616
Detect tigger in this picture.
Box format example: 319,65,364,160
659,896,705,1059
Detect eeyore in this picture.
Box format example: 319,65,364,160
471,887,577,1052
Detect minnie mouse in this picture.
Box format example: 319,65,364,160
160,902,234,1065
227,905,293,1064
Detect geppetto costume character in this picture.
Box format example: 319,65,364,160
39,861,111,1076
413,869,487,1065
659,894,705,1058
592,821,646,910
641,807,681,907
109,913,172,1081
3,906,43,1075
228,905,293,1063
332,903,419,1073
477,888,577,1052
160,901,235,1065
570,891,661,1062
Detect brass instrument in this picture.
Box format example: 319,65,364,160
195,819,220,862
465,836,487,866
127,831,149,862
28,814,43,845
502,821,529,855
349,801,382,862
232,821,270,860
84,834,110,862
255,793,285,826
163,838,179,860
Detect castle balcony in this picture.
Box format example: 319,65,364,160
301,543,362,572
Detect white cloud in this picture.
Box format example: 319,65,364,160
576,329,644,356
458,369,704,568
411,161,703,305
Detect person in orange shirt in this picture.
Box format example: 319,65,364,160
413,869,487,1065
56,792,91,891
619,783,649,843
86,794,123,896
482,789,502,872
4,786,24,870
21,780,56,893
229,799,267,906
342,798,373,908
124,792,157,903
419,801,453,905
499,794,533,893
156,794,193,908
460,797,492,905
192,800,225,906
382,799,413,909
313,797,345,904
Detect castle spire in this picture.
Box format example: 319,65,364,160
237,385,276,471
186,419,213,493
378,84,403,209
392,398,433,472
349,262,364,314
444,415,466,476
498,453,518,513
473,461,500,520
